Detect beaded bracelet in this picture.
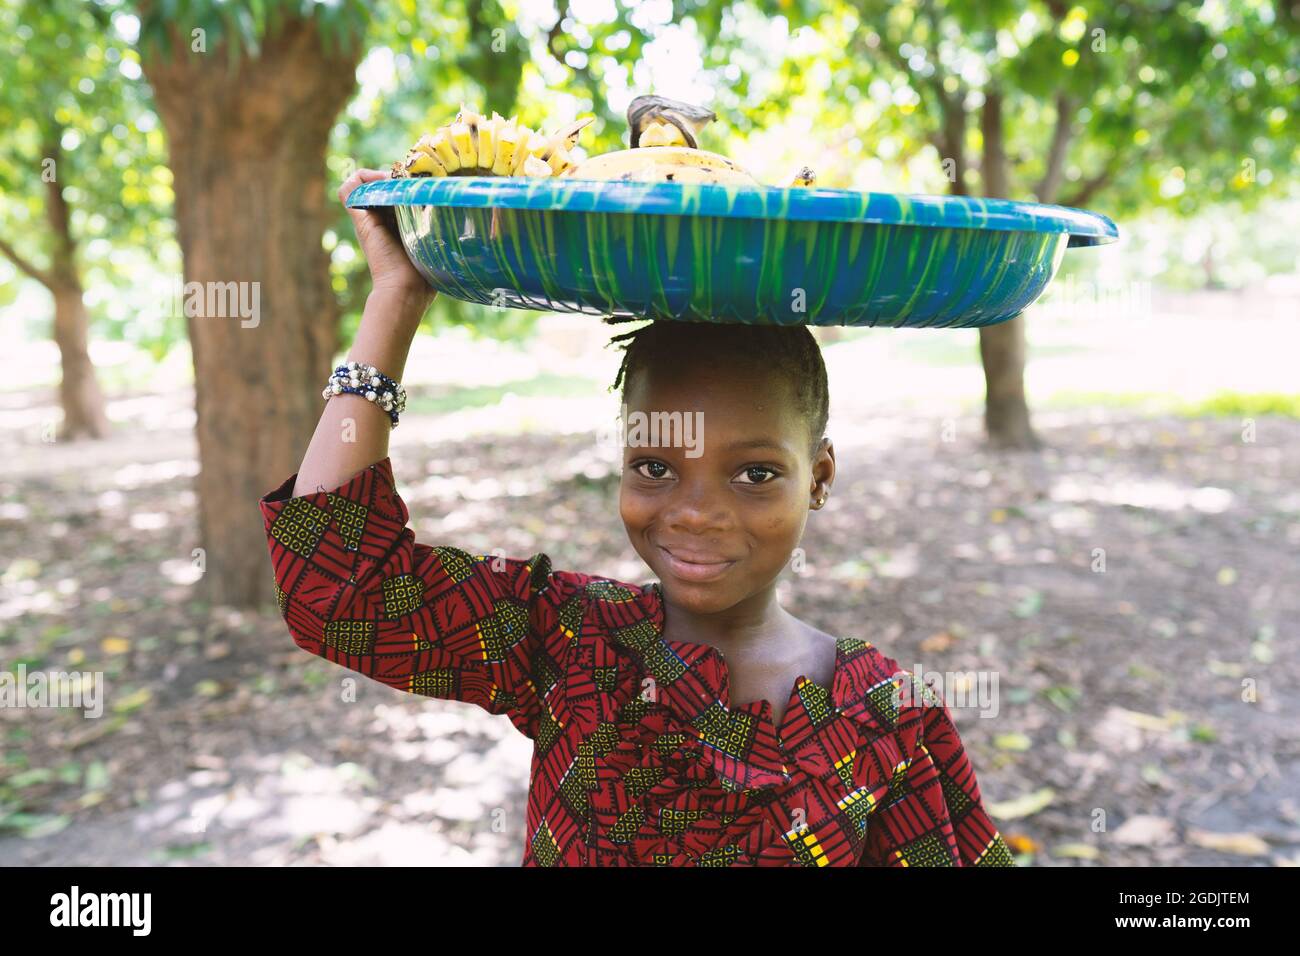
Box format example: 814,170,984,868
322,361,408,428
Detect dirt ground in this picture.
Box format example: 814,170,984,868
2,369,1296,866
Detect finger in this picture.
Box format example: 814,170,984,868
338,167,389,205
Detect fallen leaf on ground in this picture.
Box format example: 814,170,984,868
1186,829,1269,856
1113,814,1176,846
988,788,1055,820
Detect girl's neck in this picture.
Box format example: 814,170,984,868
659,582,803,660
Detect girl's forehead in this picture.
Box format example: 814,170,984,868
628,362,797,405
623,362,806,435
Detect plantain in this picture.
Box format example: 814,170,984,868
391,108,594,179
561,94,815,187
788,166,817,187
563,145,758,184
390,96,808,188
627,95,716,148
561,94,755,184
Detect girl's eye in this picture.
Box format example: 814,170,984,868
736,466,779,484
632,461,672,480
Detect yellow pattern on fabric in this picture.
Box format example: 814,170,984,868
323,619,375,655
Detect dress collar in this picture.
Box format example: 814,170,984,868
599,580,906,792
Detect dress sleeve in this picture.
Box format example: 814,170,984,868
258,455,583,741
860,673,1017,867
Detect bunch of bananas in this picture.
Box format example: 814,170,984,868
392,95,817,188
391,105,594,179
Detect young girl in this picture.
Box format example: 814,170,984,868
258,167,1017,867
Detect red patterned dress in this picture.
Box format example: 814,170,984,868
260,456,1016,867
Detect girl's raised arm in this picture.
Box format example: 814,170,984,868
291,168,435,498
258,168,591,742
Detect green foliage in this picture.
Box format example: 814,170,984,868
1180,391,1300,419
3,0,1297,362
135,0,371,67
826,0,1298,214
0,0,181,347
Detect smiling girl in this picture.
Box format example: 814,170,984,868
258,168,1017,867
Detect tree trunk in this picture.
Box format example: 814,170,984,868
51,281,111,440
44,139,111,441
934,91,969,197
142,18,360,607
977,89,1040,450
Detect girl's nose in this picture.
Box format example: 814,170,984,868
663,481,733,535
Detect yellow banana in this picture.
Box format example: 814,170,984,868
562,145,758,184
477,113,499,168
427,129,461,173
393,107,596,178
547,145,575,175
522,154,553,177
547,117,594,153
510,126,539,175
638,121,688,148
449,122,476,168
789,166,817,187
493,120,520,175
404,149,448,176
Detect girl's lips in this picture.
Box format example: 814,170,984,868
658,546,736,582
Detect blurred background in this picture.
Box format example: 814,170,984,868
0,0,1296,865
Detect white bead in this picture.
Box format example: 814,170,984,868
331,382,342,394
365,390,376,401
371,376,381,387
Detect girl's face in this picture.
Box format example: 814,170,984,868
618,358,834,615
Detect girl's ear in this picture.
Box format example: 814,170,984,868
812,437,835,494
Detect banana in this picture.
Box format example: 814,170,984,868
427,129,461,173
392,107,595,179
404,149,448,176
627,95,716,148
519,129,550,168
546,145,575,175
522,154,553,177
391,92,821,195
492,119,520,175
638,120,688,148
559,95,777,184
412,133,441,158
547,117,594,153
562,145,758,184
449,121,476,168
477,112,499,169
510,126,539,175
789,166,817,187
455,103,483,130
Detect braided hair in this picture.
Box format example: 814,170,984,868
603,316,830,461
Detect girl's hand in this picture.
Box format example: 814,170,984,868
339,168,435,304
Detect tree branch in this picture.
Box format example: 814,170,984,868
1059,162,1115,207
858,15,968,194
0,236,53,289
1036,93,1077,203
545,0,617,131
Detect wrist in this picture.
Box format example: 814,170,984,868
365,282,435,326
